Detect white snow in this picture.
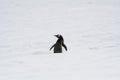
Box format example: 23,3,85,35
0,0,120,80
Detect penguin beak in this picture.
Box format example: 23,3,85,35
54,35,57,37
54,35,59,38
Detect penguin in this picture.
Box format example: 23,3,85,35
50,34,67,53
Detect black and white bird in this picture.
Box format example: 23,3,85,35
50,34,67,53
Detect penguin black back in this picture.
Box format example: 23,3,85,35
50,34,67,53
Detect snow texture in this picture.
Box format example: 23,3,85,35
0,0,120,80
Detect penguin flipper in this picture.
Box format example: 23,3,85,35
50,44,55,51
62,43,67,51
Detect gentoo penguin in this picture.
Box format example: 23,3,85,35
50,34,67,53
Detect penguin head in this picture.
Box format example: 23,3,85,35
54,34,61,38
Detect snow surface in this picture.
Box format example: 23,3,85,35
0,0,120,80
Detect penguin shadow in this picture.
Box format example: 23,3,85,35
32,50,65,55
